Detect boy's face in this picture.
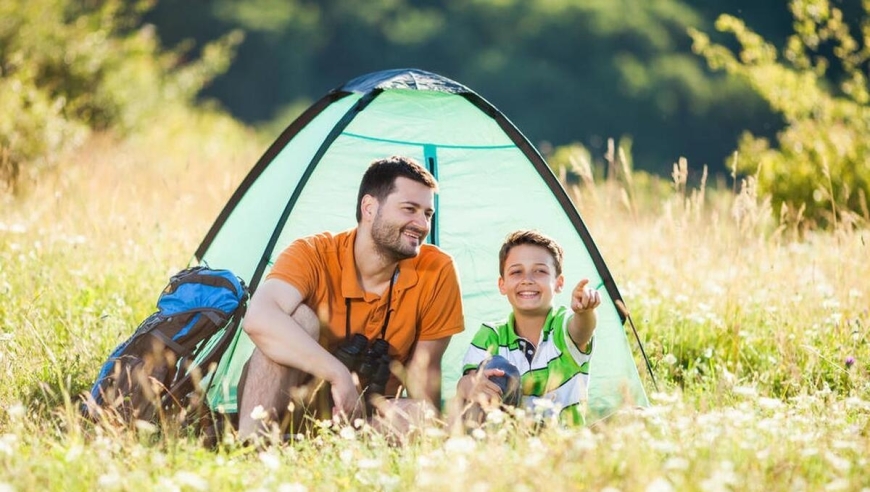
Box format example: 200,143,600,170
498,244,564,318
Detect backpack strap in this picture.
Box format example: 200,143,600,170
149,329,189,356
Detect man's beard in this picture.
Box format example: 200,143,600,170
371,211,424,262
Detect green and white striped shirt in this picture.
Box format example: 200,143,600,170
461,306,592,425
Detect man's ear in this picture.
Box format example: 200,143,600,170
554,274,565,293
360,194,378,221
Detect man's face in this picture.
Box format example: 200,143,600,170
498,244,564,318
370,177,435,261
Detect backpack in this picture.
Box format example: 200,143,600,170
85,266,249,424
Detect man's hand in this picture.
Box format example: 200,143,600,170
326,363,362,420
571,278,601,314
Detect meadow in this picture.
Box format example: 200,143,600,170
0,123,868,491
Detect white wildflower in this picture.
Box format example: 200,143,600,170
65,445,83,462
97,472,122,490
825,478,851,491
645,477,675,492
662,354,678,366
6,403,25,420
485,408,505,424
732,386,758,398
445,436,477,454
758,397,783,410
471,428,486,440
664,457,689,471
0,435,18,456
357,458,381,470
250,405,269,421
278,483,308,492
825,451,851,473
259,451,281,470
174,471,208,491
339,449,353,464
339,425,356,440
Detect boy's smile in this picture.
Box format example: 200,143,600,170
498,244,564,318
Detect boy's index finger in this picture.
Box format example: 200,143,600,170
575,278,590,291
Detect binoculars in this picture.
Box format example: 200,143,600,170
333,333,393,400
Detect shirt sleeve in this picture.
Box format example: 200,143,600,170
417,257,465,341
265,237,323,302
461,324,498,374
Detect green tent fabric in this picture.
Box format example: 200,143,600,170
195,68,650,423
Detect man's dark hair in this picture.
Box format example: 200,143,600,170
498,230,565,277
356,156,438,222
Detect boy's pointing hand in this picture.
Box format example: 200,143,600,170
571,279,601,313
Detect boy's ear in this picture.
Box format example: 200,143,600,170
554,274,565,293
498,276,507,295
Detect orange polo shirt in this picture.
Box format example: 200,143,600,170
266,228,465,376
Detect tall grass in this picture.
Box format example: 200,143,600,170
0,126,868,491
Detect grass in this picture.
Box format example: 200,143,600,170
0,124,869,491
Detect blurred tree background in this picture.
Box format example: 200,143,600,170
2,0,867,224
142,0,798,177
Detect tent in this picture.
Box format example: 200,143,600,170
195,68,650,423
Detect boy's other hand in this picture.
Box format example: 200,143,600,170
571,279,601,313
457,369,505,407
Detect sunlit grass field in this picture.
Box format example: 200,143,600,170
0,123,868,491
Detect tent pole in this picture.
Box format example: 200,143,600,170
615,300,659,392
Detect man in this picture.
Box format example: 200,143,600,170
238,155,465,439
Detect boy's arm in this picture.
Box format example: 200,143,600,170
567,279,601,352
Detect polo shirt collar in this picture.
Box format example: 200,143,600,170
507,307,557,343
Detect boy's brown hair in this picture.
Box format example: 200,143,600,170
498,230,564,277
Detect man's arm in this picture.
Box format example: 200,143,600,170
243,278,359,415
404,337,452,407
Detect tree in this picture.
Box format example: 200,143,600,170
0,0,240,191
691,0,870,227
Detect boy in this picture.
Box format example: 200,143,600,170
456,229,600,425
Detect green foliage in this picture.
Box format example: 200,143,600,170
0,0,241,191
146,0,781,176
690,0,870,227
